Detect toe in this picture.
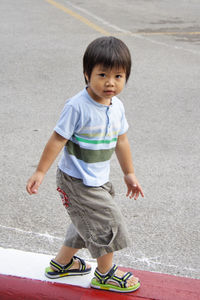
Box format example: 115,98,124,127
128,276,139,287
115,269,139,287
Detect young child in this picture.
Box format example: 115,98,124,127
26,36,144,293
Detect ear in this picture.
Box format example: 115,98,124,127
84,72,89,84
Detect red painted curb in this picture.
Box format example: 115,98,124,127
0,269,200,300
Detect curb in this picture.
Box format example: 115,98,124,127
0,248,199,300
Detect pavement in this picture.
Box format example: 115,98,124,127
0,0,200,298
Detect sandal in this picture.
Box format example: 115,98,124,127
91,265,140,293
45,255,91,279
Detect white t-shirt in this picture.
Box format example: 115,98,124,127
54,88,128,186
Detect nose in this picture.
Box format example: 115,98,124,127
105,78,114,86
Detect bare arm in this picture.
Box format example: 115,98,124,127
26,131,67,195
115,133,144,200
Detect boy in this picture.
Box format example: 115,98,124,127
26,36,144,293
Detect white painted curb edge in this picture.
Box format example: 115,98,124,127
0,247,97,288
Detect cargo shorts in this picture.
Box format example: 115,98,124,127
56,168,130,258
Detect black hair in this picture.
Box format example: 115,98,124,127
83,36,131,84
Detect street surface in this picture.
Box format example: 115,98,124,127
0,0,200,279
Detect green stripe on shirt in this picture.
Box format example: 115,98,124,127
75,135,117,144
67,140,115,163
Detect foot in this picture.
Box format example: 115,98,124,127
97,266,139,287
91,265,140,293
112,268,139,287
45,256,92,279
50,256,91,272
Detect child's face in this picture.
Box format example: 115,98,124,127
85,65,126,105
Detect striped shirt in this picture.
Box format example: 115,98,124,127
54,88,128,186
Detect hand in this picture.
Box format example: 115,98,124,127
26,171,45,195
124,173,144,200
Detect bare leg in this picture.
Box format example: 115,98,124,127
54,245,79,265
97,252,113,274
97,252,139,287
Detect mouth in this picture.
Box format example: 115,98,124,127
104,90,115,95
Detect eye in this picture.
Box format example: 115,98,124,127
99,73,106,77
116,74,122,79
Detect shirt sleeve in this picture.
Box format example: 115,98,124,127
118,103,129,135
54,103,79,140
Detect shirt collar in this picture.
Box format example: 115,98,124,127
84,88,113,109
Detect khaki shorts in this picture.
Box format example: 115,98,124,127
56,168,130,258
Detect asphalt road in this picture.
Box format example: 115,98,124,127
1,0,200,279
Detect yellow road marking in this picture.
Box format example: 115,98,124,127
45,0,110,36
